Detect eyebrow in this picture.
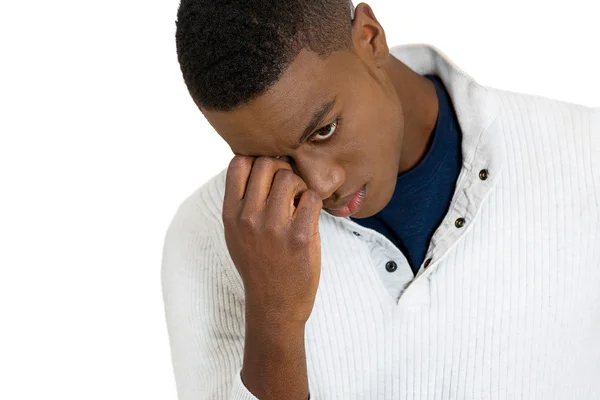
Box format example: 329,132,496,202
297,97,337,145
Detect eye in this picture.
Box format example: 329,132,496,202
310,118,339,142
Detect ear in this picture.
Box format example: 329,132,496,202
351,3,389,69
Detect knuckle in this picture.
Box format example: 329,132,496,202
291,230,310,246
254,156,275,170
273,157,293,169
229,155,252,168
274,168,296,183
304,189,322,206
238,212,257,230
263,220,282,236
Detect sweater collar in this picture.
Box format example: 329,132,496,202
389,43,505,175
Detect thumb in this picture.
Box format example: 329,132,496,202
293,189,323,234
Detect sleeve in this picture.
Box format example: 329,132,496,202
160,211,258,400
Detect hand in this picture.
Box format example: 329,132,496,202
222,155,323,327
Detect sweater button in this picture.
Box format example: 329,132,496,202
455,217,465,228
479,169,489,180
352,231,361,237
385,261,397,272
423,258,432,269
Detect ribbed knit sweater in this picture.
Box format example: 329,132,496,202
161,43,600,399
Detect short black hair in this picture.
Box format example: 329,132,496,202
175,0,354,111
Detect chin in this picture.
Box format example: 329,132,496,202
350,203,377,219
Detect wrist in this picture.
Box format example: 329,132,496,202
245,312,307,339
245,297,311,330
242,318,308,400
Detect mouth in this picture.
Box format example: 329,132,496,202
325,184,367,218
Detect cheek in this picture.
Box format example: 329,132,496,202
342,81,404,172
366,107,404,162
341,110,402,176
362,85,404,146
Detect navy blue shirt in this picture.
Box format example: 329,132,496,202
351,75,463,274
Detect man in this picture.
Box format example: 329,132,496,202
162,0,600,399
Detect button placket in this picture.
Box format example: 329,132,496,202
343,219,415,301
452,168,489,229
455,217,465,228
451,167,488,231
385,260,398,272
479,169,489,180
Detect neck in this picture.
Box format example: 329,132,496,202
383,55,439,175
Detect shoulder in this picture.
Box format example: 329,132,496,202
486,86,599,164
487,85,599,133
486,86,600,204
161,168,230,262
161,168,243,297
162,166,228,254
167,168,228,236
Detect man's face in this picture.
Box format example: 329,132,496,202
201,46,404,218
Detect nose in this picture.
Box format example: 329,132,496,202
293,156,345,201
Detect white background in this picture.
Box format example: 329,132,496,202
0,0,598,398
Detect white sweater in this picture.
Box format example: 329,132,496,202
161,43,600,399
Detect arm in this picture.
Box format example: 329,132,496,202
242,308,309,399
222,155,322,399
161,214,256,399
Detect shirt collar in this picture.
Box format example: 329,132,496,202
389,43,505,176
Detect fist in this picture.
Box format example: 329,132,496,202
222,156,323,326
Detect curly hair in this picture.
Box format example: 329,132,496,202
175,0,355,111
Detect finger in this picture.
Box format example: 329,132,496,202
292,189,323,233
265,169,308,219
243,157,293,212
223,155,255,216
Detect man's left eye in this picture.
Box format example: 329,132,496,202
311,119,338,142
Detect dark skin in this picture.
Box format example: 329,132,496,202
202,3,439,399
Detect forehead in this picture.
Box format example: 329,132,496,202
203,49,356,156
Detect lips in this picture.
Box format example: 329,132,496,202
325,184,367,218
